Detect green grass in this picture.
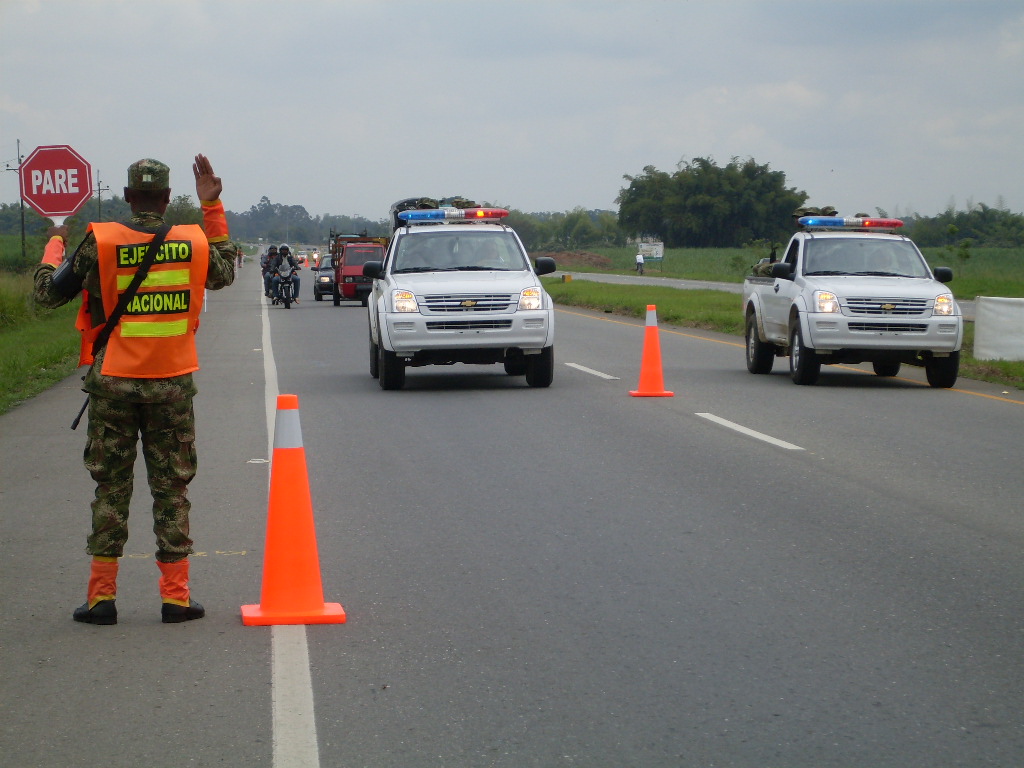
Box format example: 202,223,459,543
0,303,81,414
542,276,1024,391
545,278,744,334
568,245,1024,300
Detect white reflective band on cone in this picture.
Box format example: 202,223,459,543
274,409,303,449
645,306,658,325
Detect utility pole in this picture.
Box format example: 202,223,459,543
95,170,111,222
3,138,27,261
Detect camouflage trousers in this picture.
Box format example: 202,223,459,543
84,395,197,563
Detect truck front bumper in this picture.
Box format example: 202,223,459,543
382,310,553,356
805,313,962,353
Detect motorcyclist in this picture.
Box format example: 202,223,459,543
271,243,301,303
261,244,278,297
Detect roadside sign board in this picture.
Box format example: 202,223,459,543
19,144,93,221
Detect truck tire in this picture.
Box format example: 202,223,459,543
378,345,406,390
789,323,820,385
872,361,901,377
525,346,554,388
745,313,775,374
333,287,341,307
925,351,959,388
369,332,380,379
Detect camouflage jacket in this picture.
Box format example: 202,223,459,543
34,210,235,403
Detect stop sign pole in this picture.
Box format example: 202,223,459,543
19,144,94,227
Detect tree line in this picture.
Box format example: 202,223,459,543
3,154,1022,270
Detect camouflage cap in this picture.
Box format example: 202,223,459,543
127,158,170,190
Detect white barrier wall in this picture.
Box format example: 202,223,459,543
973,296,1024,361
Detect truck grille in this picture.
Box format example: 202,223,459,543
426,319,514,331
848,322,928,333
845,297,929,315
421,293,516,313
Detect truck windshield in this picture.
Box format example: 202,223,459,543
803,238,930,278
343,246,383,266
393,231,528,273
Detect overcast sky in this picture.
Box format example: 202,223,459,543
2,0,1022,223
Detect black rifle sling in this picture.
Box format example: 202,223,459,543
71,224,173,430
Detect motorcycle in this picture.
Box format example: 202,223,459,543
273,264,301,308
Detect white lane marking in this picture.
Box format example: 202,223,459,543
695,413,805,451
272,626,321,767
261,289,322,768
565,362,620,380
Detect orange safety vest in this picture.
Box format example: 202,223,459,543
77,222,210,378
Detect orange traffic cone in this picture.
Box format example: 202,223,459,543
630,304,674,397
241,394,346,625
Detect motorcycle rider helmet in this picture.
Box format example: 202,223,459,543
279,243,290,253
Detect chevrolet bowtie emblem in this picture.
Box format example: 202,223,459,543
881,303,896,311
461,300,477,307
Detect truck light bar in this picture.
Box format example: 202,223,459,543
398,207,509,222
798,216,904,229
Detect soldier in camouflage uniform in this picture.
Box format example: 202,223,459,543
34,155,235,625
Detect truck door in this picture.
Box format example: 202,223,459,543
762,238,802,342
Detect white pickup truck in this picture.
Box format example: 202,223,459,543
363,205,557,390
742,216,963,387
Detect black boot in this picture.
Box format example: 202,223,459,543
73,599,118,625
162,599,205,624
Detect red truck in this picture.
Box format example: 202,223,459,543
329,232,388,307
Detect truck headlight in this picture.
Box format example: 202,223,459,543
814,290,840,313
392,289,418,313
518,287,543,311
934,293,955,316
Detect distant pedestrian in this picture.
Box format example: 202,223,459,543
33,154,236,625
635,252,645,275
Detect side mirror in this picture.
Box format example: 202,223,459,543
363,261,384,279
933,267,953,283
534,256,556,276
770,262,794,279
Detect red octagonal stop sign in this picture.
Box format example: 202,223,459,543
20,144,93,219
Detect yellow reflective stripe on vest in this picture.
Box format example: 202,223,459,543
116,269,191,291
120,319,190,338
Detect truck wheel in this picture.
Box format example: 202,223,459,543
333,287,341,307
378,345,406,390
525,346,554,388
872,361,901,377
924,351,959,388
789,324,820,385
745,314,775,374
369,331,380,379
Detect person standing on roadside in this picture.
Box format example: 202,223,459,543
33,154,236,625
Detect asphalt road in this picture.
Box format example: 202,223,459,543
1,264,1020,767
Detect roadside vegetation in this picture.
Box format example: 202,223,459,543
0,270,80,414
